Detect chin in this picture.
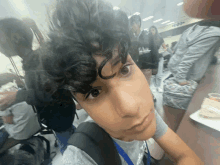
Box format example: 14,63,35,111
133,118,157,141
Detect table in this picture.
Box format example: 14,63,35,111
176,64,220,165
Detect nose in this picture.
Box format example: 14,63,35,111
110,86,139,118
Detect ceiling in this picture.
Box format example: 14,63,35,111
0,0,186,33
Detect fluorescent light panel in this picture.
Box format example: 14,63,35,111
133,12,140,15
153,19,163,23
167,21,175,25
161,20,170,24
177,2,184,6
143,16,154,21
113,6,120,10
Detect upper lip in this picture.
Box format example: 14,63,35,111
128,108,153,131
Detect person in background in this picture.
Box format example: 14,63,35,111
129,15,153,84
168,24,220,85
0,81,41,144
0,18,76,153
148,25,167,72
42,0,203,164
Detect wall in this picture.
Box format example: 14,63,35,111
0,54,23,75
158,17,202,33
163,34,181,47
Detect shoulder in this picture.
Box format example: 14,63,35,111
153,110,168,139
62,145,98,165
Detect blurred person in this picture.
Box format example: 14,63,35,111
0,18,76,153
0,82,40,149
129,15,153,84
41,0,203,164
148,25,167,72
168,24,220,85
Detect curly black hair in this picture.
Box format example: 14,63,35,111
41,0,131,96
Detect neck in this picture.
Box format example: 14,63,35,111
135,29,141,36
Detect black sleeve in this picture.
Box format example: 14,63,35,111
139,31,149,48
15,88,53,106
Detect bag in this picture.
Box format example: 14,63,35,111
68,122,122,165
68,122,160,165
163,77,198,110
13,136,53,165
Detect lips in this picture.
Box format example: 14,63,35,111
127,108,154,132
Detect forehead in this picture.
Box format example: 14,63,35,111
94,48,119,65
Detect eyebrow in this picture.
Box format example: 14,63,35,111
111,55,121,67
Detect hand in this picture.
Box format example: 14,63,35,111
2,115,14,124
0,91,18,110
179,81,189,86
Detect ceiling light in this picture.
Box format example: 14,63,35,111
153,19,163,23
133,12,140,15
177,2,184,6
167,22,175,25
143,16,154,21
113,6,120,10
161,20,170,24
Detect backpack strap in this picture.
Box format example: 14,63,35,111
67,122,122,165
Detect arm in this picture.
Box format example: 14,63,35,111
183,0,220,20
15,88,52,106
174,40,206,83
155,128,204,164
0,88,52,109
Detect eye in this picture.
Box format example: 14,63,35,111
85,88,101,100
120,64,132,76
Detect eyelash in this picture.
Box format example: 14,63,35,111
85,63,134,100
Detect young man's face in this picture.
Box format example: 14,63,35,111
150,28,156,35
74,49,156,141
132,23,140,34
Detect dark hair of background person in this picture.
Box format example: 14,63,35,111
148,25,163,64
0,18,33,57
41,0,131,96
129,15,141,28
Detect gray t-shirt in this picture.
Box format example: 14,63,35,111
62,111,168,165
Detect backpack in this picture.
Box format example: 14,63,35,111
68,122,160,165
13,136,53,165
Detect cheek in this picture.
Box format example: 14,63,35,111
134,117,157,141
82,103,123,132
